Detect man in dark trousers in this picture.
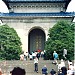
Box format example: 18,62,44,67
34,57,38,73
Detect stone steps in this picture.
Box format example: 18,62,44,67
0,58,69,75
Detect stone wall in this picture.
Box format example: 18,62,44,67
2,16,73,52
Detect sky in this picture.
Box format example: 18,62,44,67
66,0,75,12
0,0,75,21
66,0,75,22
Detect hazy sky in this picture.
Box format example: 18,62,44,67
66,0,75,22
0,0,9,13
0,0,75,12
0,0,75,21
66,0,75,12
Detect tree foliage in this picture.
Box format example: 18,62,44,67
45,21,74,60
0,25,22,60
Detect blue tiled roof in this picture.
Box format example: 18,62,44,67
0,12,74,17
3,0,70,2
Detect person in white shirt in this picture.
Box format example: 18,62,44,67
58,62,62,72
29,53,33,60
25,52,28,60
63,49,67,59
60,59,65,67
32,52,36,59
68,60,73,70
34,57,38,73
20,54,24,61
58,59,65,72
69,64,74,70
67,68,74,75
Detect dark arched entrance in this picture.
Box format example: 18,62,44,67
28,28,45,53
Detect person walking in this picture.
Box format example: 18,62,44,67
42,65,48,75
32,52,36,60
63,49,67,60
53,51,58,65
34,57,38,73
36,52,40,60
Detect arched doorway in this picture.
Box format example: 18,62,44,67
28,28,45,53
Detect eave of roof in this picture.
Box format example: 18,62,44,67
2,0,71,9
0,12,74,17
3,0,70,2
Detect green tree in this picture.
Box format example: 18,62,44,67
0,25,22,60
45,21,74,60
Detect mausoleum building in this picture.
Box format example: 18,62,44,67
0,0,74,53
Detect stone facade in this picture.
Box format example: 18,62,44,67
1,16,73,53
1,0,74,53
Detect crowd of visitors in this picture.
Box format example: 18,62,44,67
0,59,74,75
20,50,45,61
0,50,75,75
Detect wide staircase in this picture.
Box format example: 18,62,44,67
0,58,69,75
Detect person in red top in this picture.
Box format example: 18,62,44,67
37,49,41,52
